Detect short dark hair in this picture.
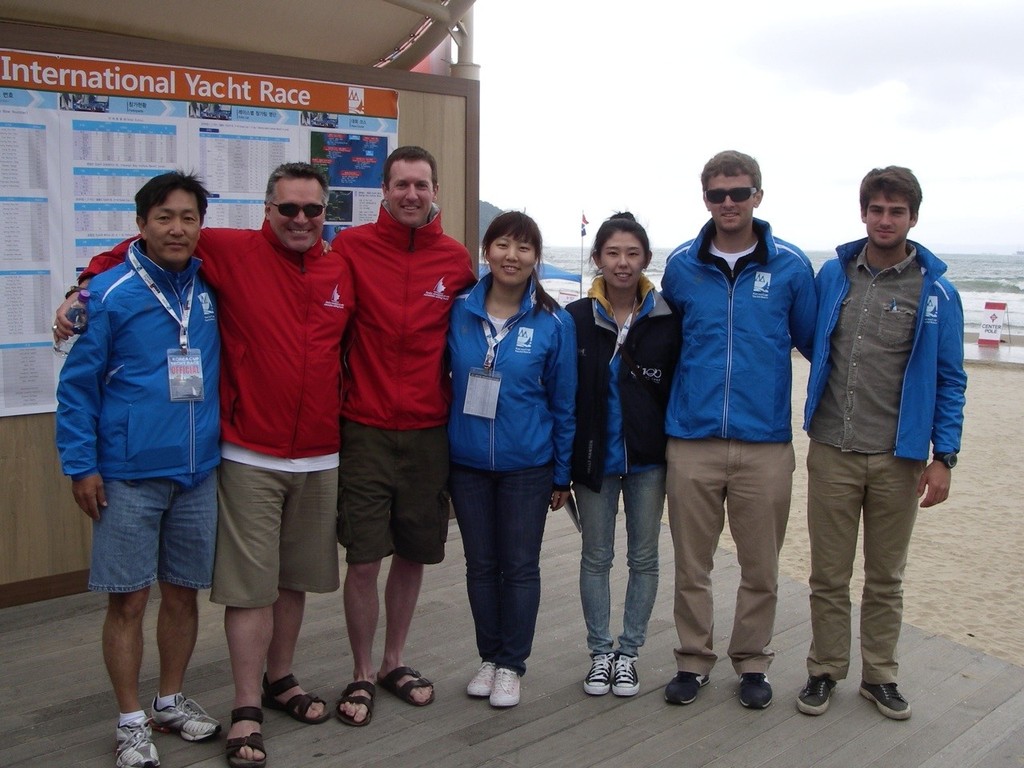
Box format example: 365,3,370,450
135,171,209,221
383,145,438,187
701,150,762,191
482,211,558,314
264,162,329,204
591,212,652,267
859,166,923,218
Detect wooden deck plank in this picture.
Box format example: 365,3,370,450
3,512,1023,768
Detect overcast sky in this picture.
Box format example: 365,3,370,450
472,0,1024,253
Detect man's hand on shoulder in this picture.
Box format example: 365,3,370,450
918,461,951,508
72,474,107,520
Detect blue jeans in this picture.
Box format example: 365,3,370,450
89,474,217,593
449,463,552,676
576,466,665,657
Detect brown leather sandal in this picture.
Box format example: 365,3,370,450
261,673,331,725
335,680,375,726
225,707,266,768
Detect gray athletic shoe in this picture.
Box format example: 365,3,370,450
150,694,221,742
115,721,160,768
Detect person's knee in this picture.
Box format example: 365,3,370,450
626,551,659,575
346,559,382,588
158,582,199,610
580,545,614,572
108,588,151,622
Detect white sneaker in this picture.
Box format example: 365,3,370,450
489,667,521,707
150,694,221,742
583,652,616,695
467,661,497,697
115,721,160,768
612,654,640,697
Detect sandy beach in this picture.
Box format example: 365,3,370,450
721,343,1024,667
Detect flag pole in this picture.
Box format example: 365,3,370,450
580,210,589,298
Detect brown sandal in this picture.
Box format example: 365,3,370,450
335,681,375,727
225,707,266,768
261,673,331,725
379,666,435,706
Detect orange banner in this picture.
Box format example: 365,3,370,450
0,49,398,116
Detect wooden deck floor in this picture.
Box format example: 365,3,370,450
3,512,1024,768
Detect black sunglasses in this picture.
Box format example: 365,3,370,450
270,202,325,218
704,187,758,204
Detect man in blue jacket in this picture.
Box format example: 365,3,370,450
796,166,967,721
56,172,221,768
661,150,817,710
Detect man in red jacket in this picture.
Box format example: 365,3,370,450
331,146,475,725
57,163,352,767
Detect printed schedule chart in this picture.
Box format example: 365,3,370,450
0,49,398,415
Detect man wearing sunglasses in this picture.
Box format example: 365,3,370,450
660,150,817,710
56,162,352,768
797,167,966,721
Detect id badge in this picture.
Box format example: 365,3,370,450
464,367,501,419
167,348,205,401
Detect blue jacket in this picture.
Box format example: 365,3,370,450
56,243,221,484
447,274,577,487
661,218,817,443
804,238,967,460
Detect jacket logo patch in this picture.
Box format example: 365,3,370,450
424,277,450,301
753,271,771,299
640,367,663,383
515,327,534,353
925,295,938,323
323,285,346,309
198,292,216,320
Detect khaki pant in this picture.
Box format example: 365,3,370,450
211,460,340,608
666,437,794,676
805,440,925,684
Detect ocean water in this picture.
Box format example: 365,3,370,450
541,246,1024,339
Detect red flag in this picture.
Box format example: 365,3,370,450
581,212,589,237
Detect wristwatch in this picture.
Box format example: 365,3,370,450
933,452,958,469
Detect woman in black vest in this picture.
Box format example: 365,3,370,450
566,213,681,698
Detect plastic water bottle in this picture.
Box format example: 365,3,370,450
54,289,91,357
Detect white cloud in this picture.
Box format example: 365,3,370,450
473,0,1024,251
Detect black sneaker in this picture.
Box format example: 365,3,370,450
860,681,911,720
664,671,709,705
739,673,772,709
583,652,615,696
797,675,836,715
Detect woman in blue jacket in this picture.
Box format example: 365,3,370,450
447,211,577,708
566,213,680,698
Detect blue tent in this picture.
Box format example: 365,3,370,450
478,262,582,306
538,262,581,282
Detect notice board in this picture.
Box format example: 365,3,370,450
0,46,399,417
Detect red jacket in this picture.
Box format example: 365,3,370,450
332,205,474,430
84,222,352,458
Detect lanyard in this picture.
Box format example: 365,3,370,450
480,315,520,370
128,249,195,353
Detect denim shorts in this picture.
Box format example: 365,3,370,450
88,474,217,593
